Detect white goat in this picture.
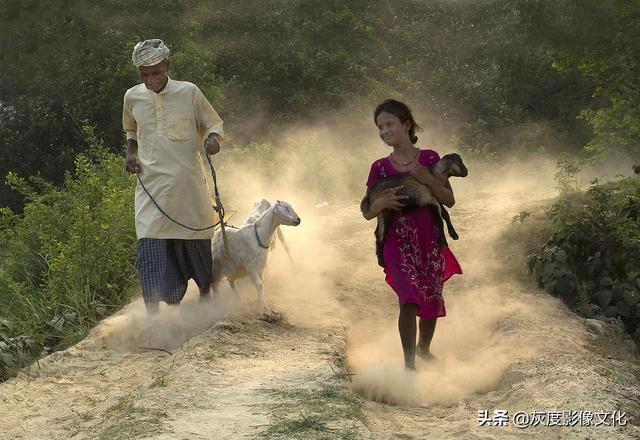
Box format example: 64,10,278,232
242,198,272,226
211,200,301,308
241,198,292,257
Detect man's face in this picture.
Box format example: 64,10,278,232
138,60,169,93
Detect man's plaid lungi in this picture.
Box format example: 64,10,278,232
136,238,212,304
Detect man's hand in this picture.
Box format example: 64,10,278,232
205,134,221,155
125,153,141,174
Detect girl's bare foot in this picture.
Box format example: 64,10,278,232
404,349,417,371
405,361,417,371
417,346,436,361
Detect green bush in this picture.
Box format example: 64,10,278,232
528,175,640,340
0,128,137,380
0,318,44,381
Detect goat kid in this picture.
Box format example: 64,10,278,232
242,198,272,226
360,153,468,267
241,198,294,264
211,200,301,308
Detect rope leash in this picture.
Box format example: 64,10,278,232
136,173,219,231
205,152,230,253
135,152,230,253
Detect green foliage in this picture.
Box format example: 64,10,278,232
0,318,44,381
2,0,640,210
512,210,531,224
554,153,582,195
182,0,386,144
0,96,87,211
0,0,184,149
0,128,137,378
534,0,640,159
529,176,640,338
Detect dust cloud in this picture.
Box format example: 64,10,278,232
91,120,377,351
92,116,588,410
348,283,549,407
346,149,579,407
92,199,348,351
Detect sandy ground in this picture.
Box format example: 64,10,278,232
341,185,640,440
1,180,639,440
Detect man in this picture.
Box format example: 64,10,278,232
122,39,223,314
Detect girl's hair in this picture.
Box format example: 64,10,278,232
374,99,421,144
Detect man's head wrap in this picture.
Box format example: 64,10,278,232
131,39,170,67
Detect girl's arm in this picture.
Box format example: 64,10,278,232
362,186,408,220
410,165,455,208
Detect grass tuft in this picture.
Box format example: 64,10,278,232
96,395,168,440
259,308,290,326
262,380,366,439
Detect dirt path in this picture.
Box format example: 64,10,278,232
0,202,369,440
1,183,639,440
0,297,366,439
337,185,640,440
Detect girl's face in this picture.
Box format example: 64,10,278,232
376,111,410,147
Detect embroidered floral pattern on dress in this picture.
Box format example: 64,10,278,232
377,160,387,178
394,214,445,306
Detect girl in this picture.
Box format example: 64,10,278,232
362,99,462,370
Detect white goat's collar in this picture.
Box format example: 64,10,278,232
254,223,269,249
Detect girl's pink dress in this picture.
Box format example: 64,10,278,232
366,149,462,319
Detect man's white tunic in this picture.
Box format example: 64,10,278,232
122,78,224,239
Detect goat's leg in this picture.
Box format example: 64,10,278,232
210,263,223,294
249,271,266,309
440,206,459,240
375,235,385,268
228,279,240,296
204,265,223,302
430,205,448,248
220,278,241,317
276,226,295,268
375,221,384,267
375,214,385,245
375,211,392,268
360,193,371,215
438,217,449,248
